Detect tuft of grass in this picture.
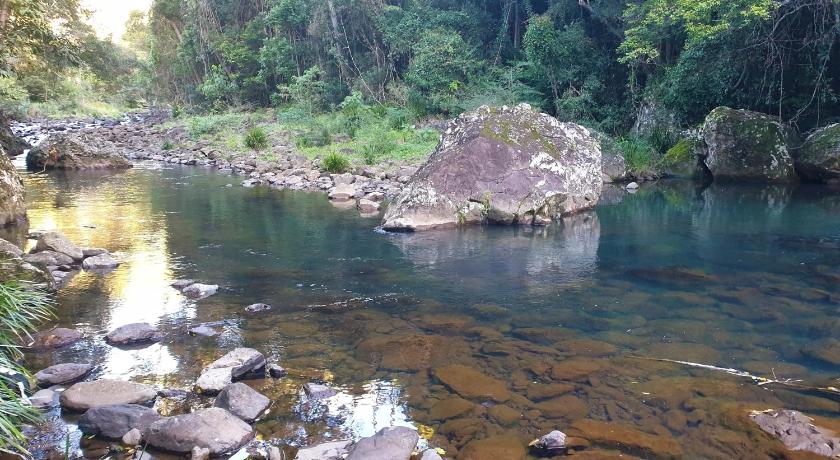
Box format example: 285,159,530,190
296,125,332,148
244,127,269,151
619,136,660,177
162,139,174,151
322,151,350,173
360,135,397,165
185,113,251,139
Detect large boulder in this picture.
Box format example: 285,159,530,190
663,137,707,179
213,382,271,423
60,379,158,411
381,104,602,231
0,112,26,157
143,408,254,455
78,404,163,439
701,107,796,182
795,123,840,183
0,144,26,227
34,232,84,261
27,133,132,171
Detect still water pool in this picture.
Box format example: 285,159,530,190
8,162,840,459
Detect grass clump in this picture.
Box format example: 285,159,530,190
244,127,269,150
618,136,660,177
0,282,53,455
185,113,250,139
322,151,350,173
296,124,332,148
162,139,174,150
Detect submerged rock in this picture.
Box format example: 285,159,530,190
170,279,195,290
27,327,83,350
34,232,84,261
30,388,59,409
701,107,796,183
105,323,161,346
433,364,510,402
143,407,254,455
382,104,602,231
78,404,163,439
27,133,133,170
35,362,93,386
214,382,271,423
0,146,26,226
181,283,219,299
293,440,351,460
460,434,526,460
303,382,337,400
345,426,419,460
750,409,840,457
60,379,158,411
796,123,840,183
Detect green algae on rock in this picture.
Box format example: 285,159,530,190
796,123,840,183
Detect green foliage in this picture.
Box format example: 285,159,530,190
321,151,350,173
665,138,694,166
405,29,476,115
185,113,250,139
162,139,174,150
618,137,660,177
244,127,269,150
339,92,370,138
274,66,325,116
296,124,332,148
0,282,52,455
361,133,397,165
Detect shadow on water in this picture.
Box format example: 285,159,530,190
12,163,840,459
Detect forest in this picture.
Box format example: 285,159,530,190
2,0,839,135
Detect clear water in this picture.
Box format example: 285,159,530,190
9,162,840,459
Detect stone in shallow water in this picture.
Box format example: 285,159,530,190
245,303,272,312
345,426,419,460
82,247,107,257
195,367,233,394
293,440,351,460
122,428,142,446
460,434,527,460
534,430,567,450
0,238,23,258
143,407,254,455
433,364,510,402
214,382,271,423
419,449,444,460
30,389,59,409
60,380,158,411
81,253,120,271
34,232,84,260
182,283,219,299
170,279,195,290
35,362,93,386
105,323,161,346
569,419,683,459
27,328,83,350
750,409,840,457
268,364,287,378
428,396,475,420
303,383,336,400
206,348,266,378
78,404,163,439
800,339,840,366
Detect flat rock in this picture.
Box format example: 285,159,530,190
170,279,195,290
105,323,161,346
460,434,527,460
195,367,233,394
433,364,510,402
35,362,93,386
182,283,219,299
24,250,74,266
78,404,163,439
328,184,356,201
206,348,266,378
570,419,683,459
214,382,271,423
304,383,337,399
34,232,84,261
245,303,272,313
82,253,120,271
345,426,419,460
751,409,840,457
30,389,59,409
82,248,108,257
293,440,351,460
358,199,381,213
27,328,83,350
60,380,158,411
143,407,254,455
27,133,133,171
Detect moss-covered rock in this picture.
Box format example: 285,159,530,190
662,137,706,179
701,107,796,183
796,123,840,183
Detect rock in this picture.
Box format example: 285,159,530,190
214,382,271,423
0,238,23,258
181,283,219,299
0,143,26,226
532,430,567,451
345,426,419,460
419,449,444,460
27,328,83,350
35,362,94,386
0,112,27,157
303,382,336,400
0,256,56,289
329,184,356,201
625,181,639,190
381,104,602,231
267,446,283,460
105,323,161,346
460,434,526,460
569,419,682,459
293,440,351,460
205,348,266,377
24,250,74,266
78,404,163,439
34,232,84,261
60,380,158,411
268,364,287,378
750,409,840,457
27,133,133,170
170,279,195,290
82,247,108,257
143,408,254,456
82,253,120,271
245,303,272,313
801,339,840,366
30,389,59,409
595,132,628,183
796,123,840,182
122,428,142,446
191,446,211,460
195,367,234,394
663,137,705,179
357,199,381,213
701,107,796,182
433,364,510,402
189,325,219,337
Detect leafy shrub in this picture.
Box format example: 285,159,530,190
275,106,310,124
339,92,369,138
162,139,174,150
244,127,269,150
296,124,332,148
322,151,350,173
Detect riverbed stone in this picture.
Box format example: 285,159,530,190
82,253,120,270
34,232,84,260
0,113,26,157
358,199,381,213
24,250,74,266
143,408,254,455
701,107,796,183
419,449,444,460
170,279,195,290
206,348,266,377
0,238,23,257
750,409,840,457
195,367,233,394
800,339,840,366
428,396,475,420
27,133,133,171
27,327,83,350
570,419,683,459
293,440,351,460
181,283,219,299
214,382,271,423
122,428,142,446
433,364,510,402
105,323,161,346
35,362,93,386
460,434,527,460
0,143,26,226
30,389,59,409
303,382,337,399
245,303,272,312
60,380,158,411
78,404,163,439
535,430,567,451
345,426,419,460
381,104,602,231
328,184,356,201
797,123,840,182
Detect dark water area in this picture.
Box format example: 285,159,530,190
8,162,840,459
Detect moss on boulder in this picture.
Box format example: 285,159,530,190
701,107,796,183
662,137,706,179
0,143,26,226
796,123,840,183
